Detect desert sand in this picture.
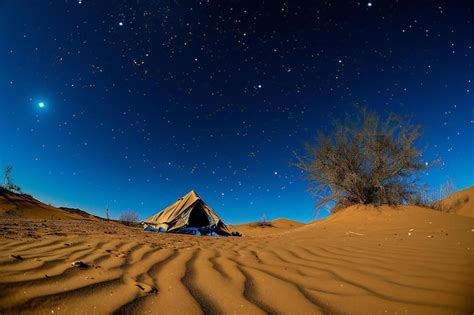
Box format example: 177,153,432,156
0,188,99,221
434,186,474,218
230,218,304,236
0,189,473,314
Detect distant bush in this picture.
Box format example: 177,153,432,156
119,211,139,224
296,108,431,212
439,179,456,200
253,213,273,228
411,179,457,211
412,191,438,209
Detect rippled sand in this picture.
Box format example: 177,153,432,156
1,205,473,314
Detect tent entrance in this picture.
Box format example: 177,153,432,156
188,204,210,227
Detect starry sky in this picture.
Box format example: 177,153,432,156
0,1,473,224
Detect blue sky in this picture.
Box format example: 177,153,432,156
1,1,472,224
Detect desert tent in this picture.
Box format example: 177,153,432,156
143,190,231,236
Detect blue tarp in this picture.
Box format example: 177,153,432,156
144,225,226,236
170,226,227,236
144,226,167,233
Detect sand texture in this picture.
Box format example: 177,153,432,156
434,186,474,218
1,203,473,314
230,218,304,236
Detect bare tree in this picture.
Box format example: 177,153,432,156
296,108,431,212
3,165,12,188
2,165,22,193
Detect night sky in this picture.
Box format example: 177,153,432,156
0,1,473,223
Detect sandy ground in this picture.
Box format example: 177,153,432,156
434,186,474,218
1,204,473,315
0,188,98,221
230,218,304,236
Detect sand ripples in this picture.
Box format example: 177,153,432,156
1,219,473,314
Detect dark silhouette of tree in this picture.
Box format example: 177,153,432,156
2,165,22,193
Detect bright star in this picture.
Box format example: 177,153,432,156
38,102,45,108
367,2,373,7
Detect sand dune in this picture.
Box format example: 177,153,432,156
231,218,304,236
434,186,474,218
1,204,473,314
0,188,97,221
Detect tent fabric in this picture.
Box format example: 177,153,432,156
143,190,231,235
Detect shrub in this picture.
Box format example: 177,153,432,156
253,213,273,228
296,108,431,212
412,190,438,209
439,179,456,200
413,179,457,211
119,211,139,224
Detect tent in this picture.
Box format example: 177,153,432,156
143,190,232,236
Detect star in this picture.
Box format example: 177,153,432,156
38,102,45,108
367,2,373,7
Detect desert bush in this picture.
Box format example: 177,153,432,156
253,213,273,227
413,190,438,209
439,179,456,200
119,211,139,224
413,179,457,211
252,221,273,228
2,165,22,193
296,108,431,212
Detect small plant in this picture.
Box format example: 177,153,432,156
253,213,273,228
413,190,438,209
439,179,456,200
119,211,139,224
414,179,458,212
